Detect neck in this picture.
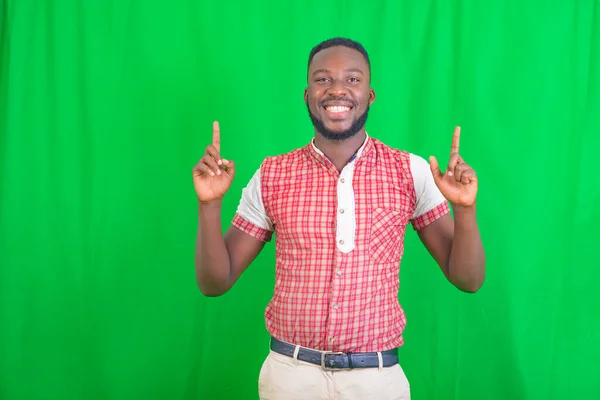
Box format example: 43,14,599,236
313,130,367,172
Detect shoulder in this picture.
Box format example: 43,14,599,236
262,146,306,165
371,137,408,156
407,152,430,174
369,138,436,191
370,137,423,170
260,146,311,174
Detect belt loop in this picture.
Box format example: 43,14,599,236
293,345,300,365
377,352,383,371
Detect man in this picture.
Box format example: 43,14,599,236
193,38,485,400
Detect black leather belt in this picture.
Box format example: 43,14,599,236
270,337,399,370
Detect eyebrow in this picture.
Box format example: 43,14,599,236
312,68,366,76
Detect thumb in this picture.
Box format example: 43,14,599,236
223,159,236,180
429,156,443,184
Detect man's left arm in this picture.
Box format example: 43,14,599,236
417,206,485,293
415,126,486,293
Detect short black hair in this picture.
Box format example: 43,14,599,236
307,37,371,72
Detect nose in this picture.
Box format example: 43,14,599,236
326,79,347,97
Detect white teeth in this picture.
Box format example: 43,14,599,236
326,106,350,113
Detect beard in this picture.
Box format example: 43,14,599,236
306,102,370,141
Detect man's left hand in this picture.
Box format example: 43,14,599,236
429,126,478,207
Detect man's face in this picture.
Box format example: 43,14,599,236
305,46,375,141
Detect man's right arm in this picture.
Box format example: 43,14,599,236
195,200,266,296
192,121,271,296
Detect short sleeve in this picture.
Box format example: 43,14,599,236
232,167,274,242
409,153,450,230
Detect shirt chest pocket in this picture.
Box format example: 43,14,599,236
369,207,410,265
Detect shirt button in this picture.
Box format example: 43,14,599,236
340,178,345,183
339,240,344,245
339,209,345,214
329,337,335,343
336,269,342,276
332,303,339,310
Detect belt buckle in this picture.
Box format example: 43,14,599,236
321,351,346,371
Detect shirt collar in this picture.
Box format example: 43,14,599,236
309,132,371,164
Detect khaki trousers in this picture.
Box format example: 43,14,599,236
258,350,411,400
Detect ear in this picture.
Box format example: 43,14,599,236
304,88,308,104
369,88,376,106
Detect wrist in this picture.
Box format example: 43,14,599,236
452,202,476,217
198,198,223,211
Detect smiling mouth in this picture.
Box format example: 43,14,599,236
324,105,352,113
323,104,354,121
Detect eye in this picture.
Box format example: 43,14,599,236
348,77,360,83
315,77,330,83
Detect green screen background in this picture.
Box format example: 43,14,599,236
1,1,599,399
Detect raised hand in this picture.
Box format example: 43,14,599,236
192,121,235,203
429,126,478,207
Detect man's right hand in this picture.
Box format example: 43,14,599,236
192,121,235,203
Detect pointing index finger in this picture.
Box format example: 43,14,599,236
451,126,461,154
212,121,220,153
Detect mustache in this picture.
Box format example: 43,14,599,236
318,97,357,107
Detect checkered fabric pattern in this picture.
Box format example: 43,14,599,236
232,138,449,353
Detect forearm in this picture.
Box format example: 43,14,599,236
195,200,232,296
448,204,486,292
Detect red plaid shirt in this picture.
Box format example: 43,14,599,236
232,135,449,353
